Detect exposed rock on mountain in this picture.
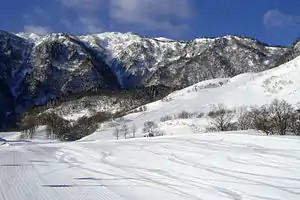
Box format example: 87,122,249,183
79,33,294,88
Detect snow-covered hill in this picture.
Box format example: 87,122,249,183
84,55,300,141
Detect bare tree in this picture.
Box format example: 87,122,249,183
237,111,251,130
269,99,294,135
177,111,192,119
245,105,274,135
131,124,136,138
239,100,294,135
208,104,235,132
160,115,173,122
20,114,38,139
291,108,300,135
121,124,129,139
143,121,158,137
236,107,256,130
113,127,120,140
45,125,53,139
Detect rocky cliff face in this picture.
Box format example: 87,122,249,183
27,33,120,102
0,31,120,128
0,31,33,127
79,33,293,88
0,30,297,128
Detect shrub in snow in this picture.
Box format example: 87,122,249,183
237,99,300,136
161,96,173,102
195,112,204,118
160,115,173,122
237,108,253,130
246,100,293,135
140,106,147,112
207,104,236,132
173,111,204,120
268,99,294,135
177,111,193,119
290,108,300,136
143,121,158,133
143,121,162,137
132,105,148,113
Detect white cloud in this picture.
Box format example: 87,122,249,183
79,16,103,33
33,7,51,21
60,18,72,29
57,0,102,10
56,0,192,35
22,14,34,26
57,0,105,33
110,0,191,31
22,8,52,34
263,9,299,28
24,25,51,35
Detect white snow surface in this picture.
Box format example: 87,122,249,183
16,32,42,43
1,132,300,200
0,132,21,141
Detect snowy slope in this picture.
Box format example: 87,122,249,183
1,133,300,200
0,132,21,141
84,55,300,141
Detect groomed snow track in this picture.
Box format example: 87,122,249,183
1,133,300,200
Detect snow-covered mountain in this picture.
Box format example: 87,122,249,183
79,33,295,88
0,30,298,128
17,31,297,89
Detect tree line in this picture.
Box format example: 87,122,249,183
19,111,116,141
207,99,300,135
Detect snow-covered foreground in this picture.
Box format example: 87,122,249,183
1,132,300,200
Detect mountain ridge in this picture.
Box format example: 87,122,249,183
16,30,291,47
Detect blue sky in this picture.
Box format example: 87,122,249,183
0,0,299,45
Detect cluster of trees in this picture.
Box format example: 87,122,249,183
160,111,204,122
19,114,39,139
19,111,112,141
113,124,136,140
113,121,164,140
208,99,300,135
142,121,164,137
